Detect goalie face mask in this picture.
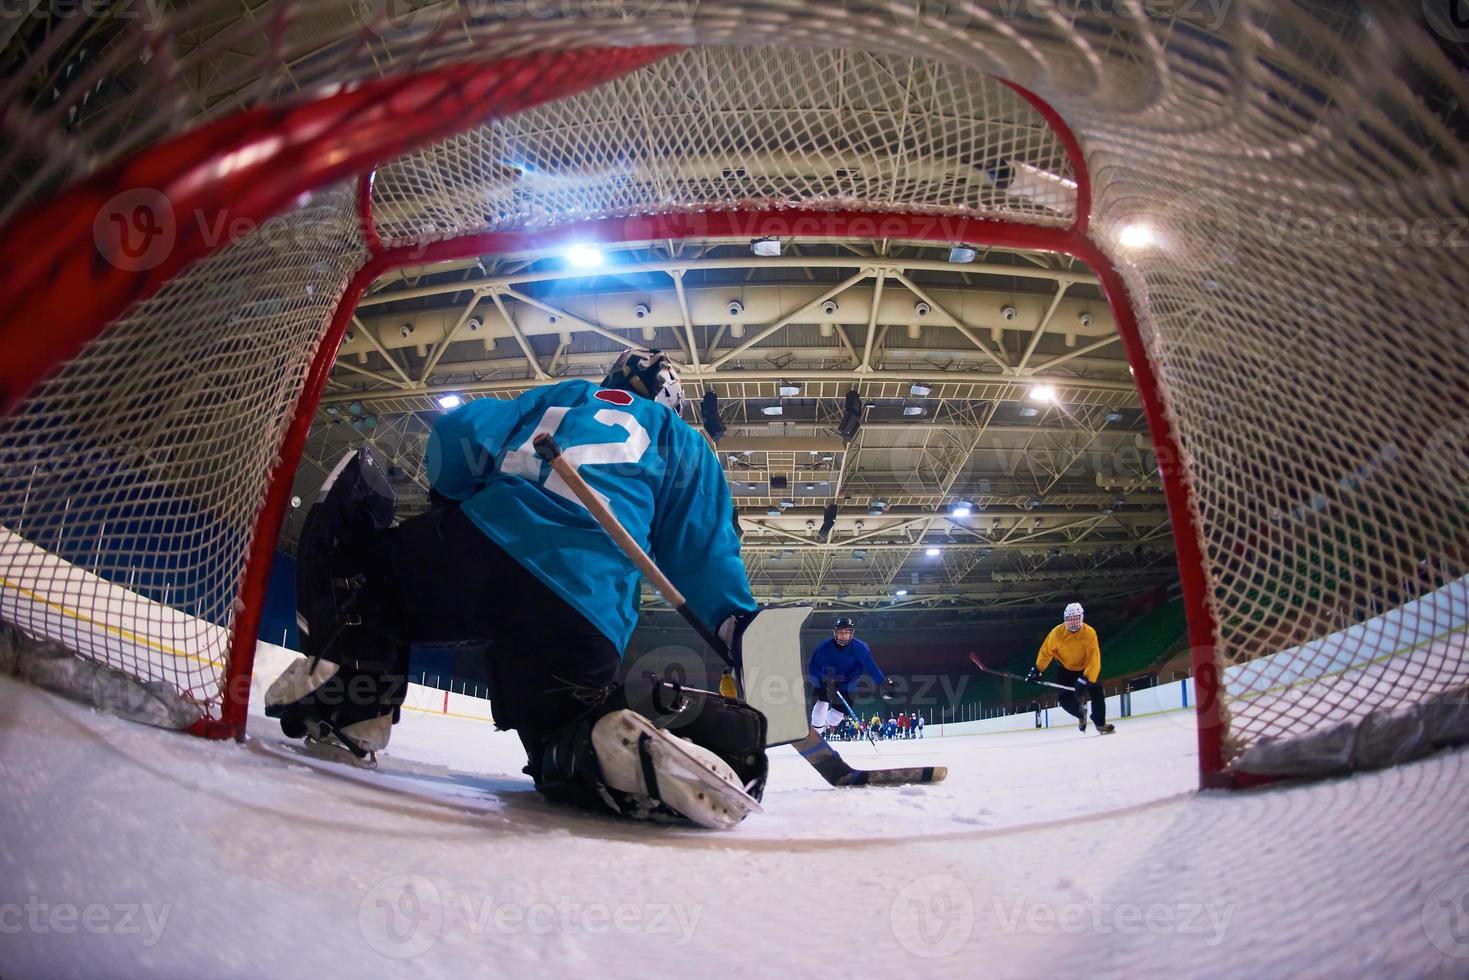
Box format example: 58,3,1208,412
602,347,686,414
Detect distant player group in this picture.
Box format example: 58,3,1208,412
808,601,1115,740
825,712,925,741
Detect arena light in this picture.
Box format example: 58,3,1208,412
778,381,802,397
762,405,784,416
950,501,972,518
1117,222,1157,250
902,405,925,416
925,547,941,557
563,243,604,268
1029,384,1058,402
947,245,977,263
910,382,932,397
895,589,909,597
437,393,463,410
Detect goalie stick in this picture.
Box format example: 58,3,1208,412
791,729,945,786
968,652,1076,692
533,433,946,787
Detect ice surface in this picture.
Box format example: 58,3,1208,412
4,672,1469,978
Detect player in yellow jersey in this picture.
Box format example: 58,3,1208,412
1026,602,1115,734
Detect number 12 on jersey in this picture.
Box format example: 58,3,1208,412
500,406,651,511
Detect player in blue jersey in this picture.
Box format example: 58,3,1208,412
267,349,768,829
806,617,895,735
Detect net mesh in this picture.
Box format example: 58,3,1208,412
0,185,365,713
371,46,1076,244
1,1,1466,768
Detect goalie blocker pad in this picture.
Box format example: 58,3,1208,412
538,674,768,824
729,605,813,747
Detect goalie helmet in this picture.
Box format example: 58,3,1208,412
832,616,856,645
602,347,685,414
1063,602,1084,631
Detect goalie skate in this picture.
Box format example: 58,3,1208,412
296,732,380,769
592,708,763,831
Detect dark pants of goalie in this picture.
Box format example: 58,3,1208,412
367,503,619,781
1054,667,1106,727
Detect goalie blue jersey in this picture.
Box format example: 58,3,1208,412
424,379,754,651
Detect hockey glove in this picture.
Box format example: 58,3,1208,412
1074,676,1092,697
1024,666,1042,685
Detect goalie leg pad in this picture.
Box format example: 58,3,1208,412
536,678,769,829
265,656,406,754
591,709,761,830
296,447,399,672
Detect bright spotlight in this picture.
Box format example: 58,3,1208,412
925,547,941,557
564,243,604,268
437,393,463,410
895,589,909,597
950,501,972,518
1117,223,1157,250
1029,384,1057,403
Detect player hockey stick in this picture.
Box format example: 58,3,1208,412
830,688,881,752
968,652,1076,692
533,433,945,786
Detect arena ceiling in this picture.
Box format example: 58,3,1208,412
291,234,1178,627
